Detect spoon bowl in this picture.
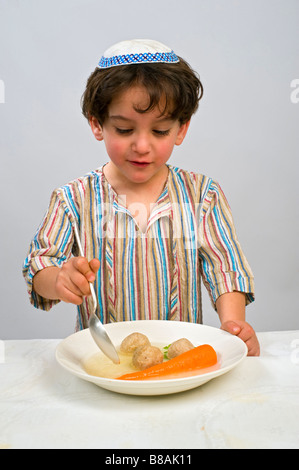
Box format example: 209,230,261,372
89,313,120,364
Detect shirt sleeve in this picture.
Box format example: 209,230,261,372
198,179,255,309
22,189,75,311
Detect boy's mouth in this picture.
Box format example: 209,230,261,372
129,161,151,168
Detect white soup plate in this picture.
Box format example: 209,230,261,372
55,320,247,396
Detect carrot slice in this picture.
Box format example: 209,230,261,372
117,344,217,380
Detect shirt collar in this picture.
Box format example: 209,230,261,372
99,164,172,222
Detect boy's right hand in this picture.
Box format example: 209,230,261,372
54,257,100,305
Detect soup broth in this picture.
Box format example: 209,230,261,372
82,344,220,380
83,350,137,379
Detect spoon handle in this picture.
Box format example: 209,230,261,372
73,222,97,314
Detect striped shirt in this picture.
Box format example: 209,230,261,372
23,165,254,331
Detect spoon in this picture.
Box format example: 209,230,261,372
73,223,120,364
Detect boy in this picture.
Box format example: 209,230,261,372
23,39,259,355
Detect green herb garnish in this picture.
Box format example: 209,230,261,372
163,344,171,360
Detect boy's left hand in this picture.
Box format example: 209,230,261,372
221,320,260,356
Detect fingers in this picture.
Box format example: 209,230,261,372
55,257,100,305
221,320,241,335
246,337,260,356
221,320,260,356
236,323,260,356
89,258,101,274
55,271,85,305
74,257,97,283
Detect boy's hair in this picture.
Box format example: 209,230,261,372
81,57,203,126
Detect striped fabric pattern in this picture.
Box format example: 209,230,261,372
23,165,254,330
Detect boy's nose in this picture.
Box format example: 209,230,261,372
132,133,151,154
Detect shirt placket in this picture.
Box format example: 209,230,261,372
105,185,179,322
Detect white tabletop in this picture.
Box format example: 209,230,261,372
0,330,299,449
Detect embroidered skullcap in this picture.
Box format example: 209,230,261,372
98,39,179,69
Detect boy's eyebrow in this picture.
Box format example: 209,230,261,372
109,114,174,123
109,115,132,122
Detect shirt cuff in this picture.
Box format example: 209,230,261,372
207,270,255,310
23,256,64,311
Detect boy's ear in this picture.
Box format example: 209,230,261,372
175,120,191,146
89,116,104,141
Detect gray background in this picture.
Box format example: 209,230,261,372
0,0,298,339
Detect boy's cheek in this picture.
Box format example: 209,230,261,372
103,141,125,159
157,141,177,160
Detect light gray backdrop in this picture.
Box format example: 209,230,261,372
0,0,298,339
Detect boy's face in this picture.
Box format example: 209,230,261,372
90,86,189,189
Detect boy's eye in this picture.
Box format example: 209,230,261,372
114,127,170,136
153,129,170,136
115,128,133,135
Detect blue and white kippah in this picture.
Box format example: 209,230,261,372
98,39,179,69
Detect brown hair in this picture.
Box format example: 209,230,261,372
81,57,203,126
